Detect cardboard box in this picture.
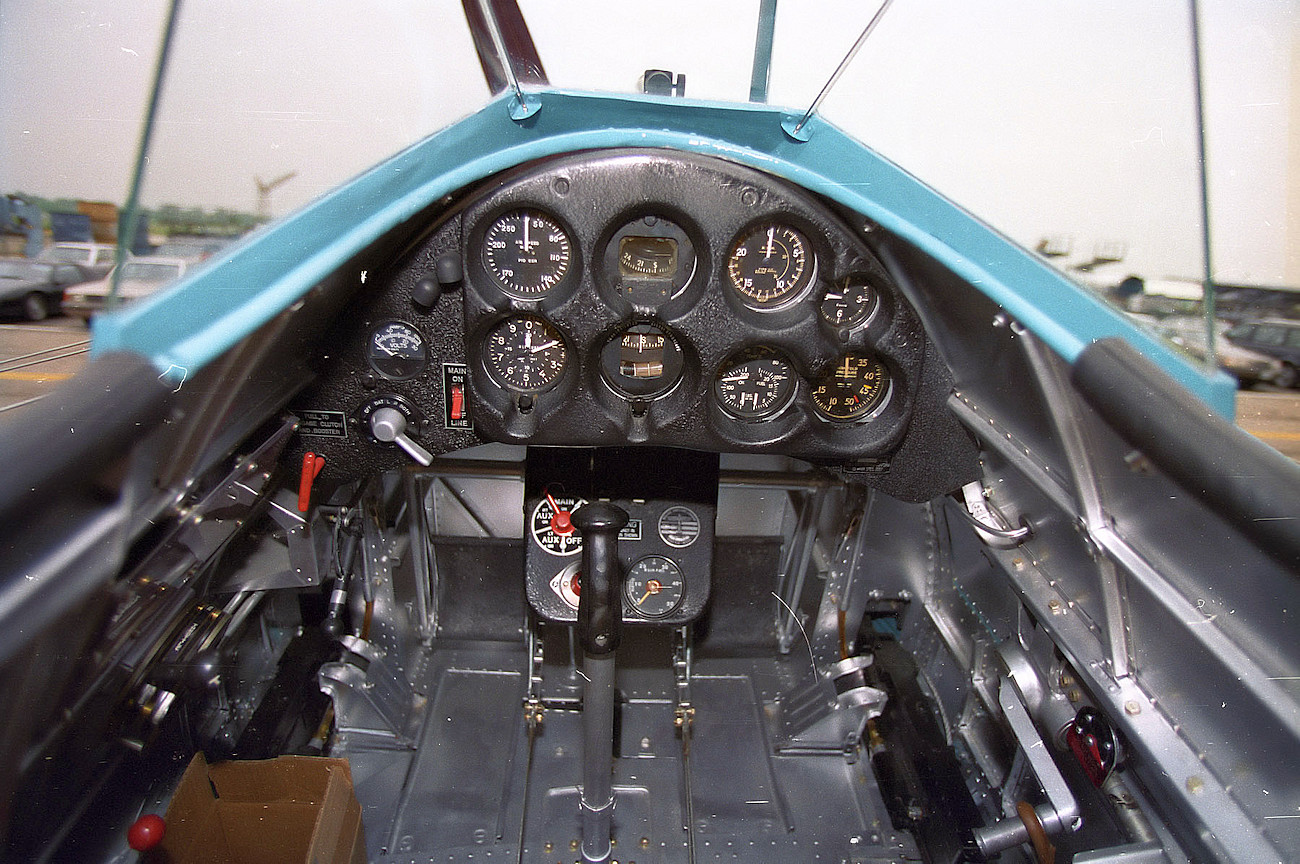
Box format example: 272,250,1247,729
149,753,366,864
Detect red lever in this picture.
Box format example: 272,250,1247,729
450,385,465,420
298,452,326,512
127,813,166,851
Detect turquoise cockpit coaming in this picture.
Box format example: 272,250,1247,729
90,88,1236,416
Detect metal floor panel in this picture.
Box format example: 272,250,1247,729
337,644,917,863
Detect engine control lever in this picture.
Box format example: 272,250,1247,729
570,501,628,864
369,406,432,466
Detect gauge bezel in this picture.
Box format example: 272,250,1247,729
725,222,818,311
624,555,686,619
598,321,686,401
818,274,882,332
480,208,576,300
365,319,429,381
482,314,570,395
713,346,800,422
809,353,893,423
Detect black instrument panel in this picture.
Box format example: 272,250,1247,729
292,148,980,502
459,149,924,459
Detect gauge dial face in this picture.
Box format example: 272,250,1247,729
366,320,428,380
482,209,573,298
727,223,815,309
531,493,587,556
819,276,880,330
484,315,568,393
714,346,798,421
625,555,685,619
810,354,891,422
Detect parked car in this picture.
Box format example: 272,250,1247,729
35,242,120,277
0,258,95,320
1136,313,1290,389
1223,318,1300,388
60,256,189,321
152,236,231,262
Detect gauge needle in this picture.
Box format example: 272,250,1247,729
764,227,775,258
824,291,843,300
721,373,748,383
522,217,531,250
375,343,397,356
530,339,559,353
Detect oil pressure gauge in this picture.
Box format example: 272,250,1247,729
714,346,798,421
810,353,891,422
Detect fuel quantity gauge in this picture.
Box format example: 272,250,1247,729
714,347,797,421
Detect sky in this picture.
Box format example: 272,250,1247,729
0,0,1295,287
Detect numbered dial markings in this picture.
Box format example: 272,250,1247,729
484,316,568,393
714,347,798,421
819,275,880,330
625,555,686,619
531,493,587,556
727,224,814,309
366,320,428,380
811,354,891,422
483,209,572,298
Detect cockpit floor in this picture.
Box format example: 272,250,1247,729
335,642,917,863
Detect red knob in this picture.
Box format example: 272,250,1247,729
127,813,166,851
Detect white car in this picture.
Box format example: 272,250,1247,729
36,242,121,278
61,256,189,321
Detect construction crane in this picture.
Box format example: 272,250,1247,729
254,171,297,220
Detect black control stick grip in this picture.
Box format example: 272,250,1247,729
572,502,628,656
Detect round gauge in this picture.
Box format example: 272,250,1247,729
600,322,684,400
714,346,798,421
603,215,698,307
484,315,568,393
810,354,892,422
625,555,686,619
658,506,700,548
820,275,880,330
531,491,587,556
366,320,428,380
726,223,815,309
482,209,573,298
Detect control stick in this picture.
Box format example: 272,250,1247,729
571,502,628,864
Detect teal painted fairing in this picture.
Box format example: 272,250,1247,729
91,89,1236,416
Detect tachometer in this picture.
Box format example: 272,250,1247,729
726,223,815,309
482,209,573,298
714,346,798,421
484,315,568,393
810,354,891,422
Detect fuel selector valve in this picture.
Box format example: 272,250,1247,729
356,395,432,466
